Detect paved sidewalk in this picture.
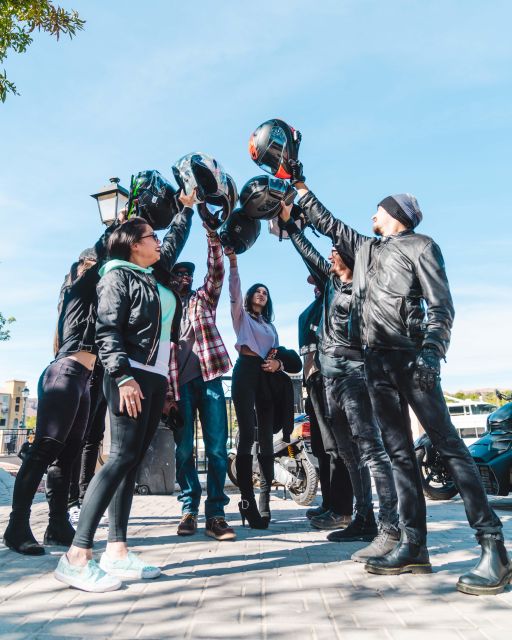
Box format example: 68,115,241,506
0,486,511,640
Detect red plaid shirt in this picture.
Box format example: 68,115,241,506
167,235,231,401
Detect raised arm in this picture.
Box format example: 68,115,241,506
197,227,224,308
226,250,243,333
158,206,193,273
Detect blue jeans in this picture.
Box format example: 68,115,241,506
322,357,399,530
175,377,229,519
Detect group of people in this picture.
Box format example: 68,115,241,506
3,156,511,597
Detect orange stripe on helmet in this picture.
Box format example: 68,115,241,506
275,165,291,179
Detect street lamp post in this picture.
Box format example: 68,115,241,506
21,386,30,429
90,177,129,226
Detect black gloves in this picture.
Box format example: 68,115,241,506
414,346,441,392
288,159,306,184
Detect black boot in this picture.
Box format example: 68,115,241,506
327,510,377,542
3,437,63,555
44,449,80,546
457,533,512,596
364,530,432,575
44,516,76,546
236,454,267,530
258,454,274,525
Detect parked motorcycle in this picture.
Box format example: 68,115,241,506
227,417,319,506
414,390,512,500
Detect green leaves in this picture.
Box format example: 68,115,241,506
0,312,16,341
0,1,85,102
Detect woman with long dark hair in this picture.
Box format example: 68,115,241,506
226,249,300,529
54,197,193,592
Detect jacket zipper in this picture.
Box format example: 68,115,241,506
362,242,385,346
146,278,161,365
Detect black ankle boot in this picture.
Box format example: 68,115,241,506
365,530,432,575
44,516,76,547
258,454,274,525
238,498,268,529
457,533,512,596
3,519,44,555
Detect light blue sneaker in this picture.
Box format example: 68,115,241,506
54,554,122,592
99,551,161,579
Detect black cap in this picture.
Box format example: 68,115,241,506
172,261,195,275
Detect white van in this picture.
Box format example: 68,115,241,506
444,395,497,442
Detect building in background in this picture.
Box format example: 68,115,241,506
0,380,28,429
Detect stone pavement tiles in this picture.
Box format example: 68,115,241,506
0,486,511,640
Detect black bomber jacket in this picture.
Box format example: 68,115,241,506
298,191,455,357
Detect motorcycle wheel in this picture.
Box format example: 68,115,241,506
415,447,458,500
227,453,239,487
288,454,318,506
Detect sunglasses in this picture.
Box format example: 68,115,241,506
140,232,159,242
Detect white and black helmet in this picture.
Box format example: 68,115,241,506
239,175,296,220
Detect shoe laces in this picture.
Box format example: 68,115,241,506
209,517,228,529
181,513,196,523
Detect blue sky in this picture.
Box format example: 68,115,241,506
1,0,511,396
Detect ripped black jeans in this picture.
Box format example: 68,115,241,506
364,348,502,545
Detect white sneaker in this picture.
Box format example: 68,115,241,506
54,554,122,592
99,551,161,579
68,505,81,526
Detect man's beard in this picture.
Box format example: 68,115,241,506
372,222,383,237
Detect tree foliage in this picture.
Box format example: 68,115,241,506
0,312,15,340
0,1,85,102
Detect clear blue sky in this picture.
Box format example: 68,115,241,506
1,0,511,396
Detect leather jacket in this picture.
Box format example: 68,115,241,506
285,218,362,360
95,208,192,383
298,191,455,357
55,221,118,359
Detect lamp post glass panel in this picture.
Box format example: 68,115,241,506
21,386,29,428
91,177,129,226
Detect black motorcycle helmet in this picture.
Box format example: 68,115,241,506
172,152,228,203
196,173,238,231
219,208,261,254
249,118,302,179
128,170,181,230
239,175,296,220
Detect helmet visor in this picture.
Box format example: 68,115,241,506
268,177,288,198
257,126,287,175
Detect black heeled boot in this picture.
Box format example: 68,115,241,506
3,437,63,555
364,529,432,575
457,533,512,596
236,454,267,530
258,454,274,525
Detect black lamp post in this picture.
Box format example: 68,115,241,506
21,386,30,428
90,177,129,226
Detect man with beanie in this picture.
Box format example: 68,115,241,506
288,159,510,595
168,225,235,541
280,204,400,560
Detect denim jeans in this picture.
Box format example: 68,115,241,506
175,376,229,520
364,348,502,545
322,358,399,529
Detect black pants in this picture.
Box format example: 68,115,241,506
364,348,502,545
232,355,274,456
72,368,167,548
68,365,107,508
306,373,353,516
8,357,91,524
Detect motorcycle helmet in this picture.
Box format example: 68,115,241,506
128,170,180,230
172,152,228,206
196,173,238,231
219,208,261,255
239,175,296,220
248,118,302,179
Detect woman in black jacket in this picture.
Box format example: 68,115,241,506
3,228,116,557
55,200,193,593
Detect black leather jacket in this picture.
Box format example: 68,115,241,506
299,191,455,357
55,221,118,359
285,219,362,360
95,208,192,383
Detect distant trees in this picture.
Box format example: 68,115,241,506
0,312,15,341
1,1,85,102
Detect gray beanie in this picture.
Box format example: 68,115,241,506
378,193,423,229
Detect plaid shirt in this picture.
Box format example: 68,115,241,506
167,234,231,401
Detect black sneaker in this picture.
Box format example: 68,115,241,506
306,505,329,520
177,513,197,536
310,511,352,530
205,517,237,541
327,512,378,542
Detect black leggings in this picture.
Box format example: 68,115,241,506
232,354,275,456
72,368,167,548
8,357,91,524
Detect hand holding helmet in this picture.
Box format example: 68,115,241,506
288,159,306,185
178,188,197,209
249,118,302,179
